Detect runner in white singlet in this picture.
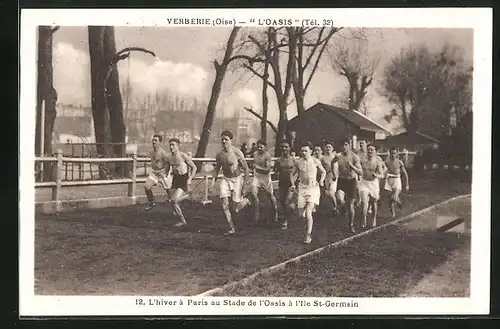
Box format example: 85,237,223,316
290,142,326,244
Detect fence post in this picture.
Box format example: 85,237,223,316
201,162,212,205
128,151,137,203
52,149,63,213
403,149,409,166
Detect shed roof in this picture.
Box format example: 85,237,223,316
289,102,391,135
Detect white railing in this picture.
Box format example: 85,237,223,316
35,149,418,206
35,149,281,206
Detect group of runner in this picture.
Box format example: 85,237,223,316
143,130,409,244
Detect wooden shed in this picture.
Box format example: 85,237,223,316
288,102,391,150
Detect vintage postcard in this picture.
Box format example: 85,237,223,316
20,8,491,316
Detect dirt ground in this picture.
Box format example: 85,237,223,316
34,178,470,296
219,226,470,297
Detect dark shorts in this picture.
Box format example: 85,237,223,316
337,177,358,200
171,173,189,191
278,177,292,190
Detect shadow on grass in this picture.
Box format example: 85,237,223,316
218,226,470,297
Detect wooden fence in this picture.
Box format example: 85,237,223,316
35,150,419,206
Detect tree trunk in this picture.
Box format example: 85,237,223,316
261,72,269,143
88,26,110,158
35,26,59,181
103,26,126,158
274,102,289,157
195,27,241,158
260,33,272,143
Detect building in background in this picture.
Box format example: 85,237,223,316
52,104,94,144
288,102,391,151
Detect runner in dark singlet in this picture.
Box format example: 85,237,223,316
165,138,197,227
274,140,296,230
336,138,363,233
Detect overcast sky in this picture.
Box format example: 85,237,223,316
51,27,473,133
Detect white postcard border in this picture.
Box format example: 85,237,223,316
19,8,492,316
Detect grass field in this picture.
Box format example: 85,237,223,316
34,178,470,296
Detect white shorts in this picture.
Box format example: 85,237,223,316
359,178,380,201
385,176,402,192
297,184,321,209
220,175,244,202
147,171,171,190
251,172,274,194
325,178,338,196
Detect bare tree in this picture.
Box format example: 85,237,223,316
103,26,126,159
88,26,110,160
293,27,341,115
381,43,472,142
240,27,339,154
241,28,295,155
260,28,272,142
329,29,380,112
195,27,250,157
35,26,59,181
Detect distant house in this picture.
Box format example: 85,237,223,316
288,102,391,150
52,104,93,143
381,131,440,151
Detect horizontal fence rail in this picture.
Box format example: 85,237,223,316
34,149,470,211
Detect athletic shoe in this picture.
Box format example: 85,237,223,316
235,198,250,213
144,203,156,211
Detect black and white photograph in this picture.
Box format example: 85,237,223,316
19,8,491,316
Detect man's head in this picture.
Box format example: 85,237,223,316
300,142,313,158
367,144,376,158
280,140,291,155
359,140,368,153
313,145,323,158
152,134,163,148
389,147,398,159
324,141,335,155
341,138,351,153
256,140,266,153
221,130,233,150
168,138,180,153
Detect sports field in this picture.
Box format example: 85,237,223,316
34,178,470,296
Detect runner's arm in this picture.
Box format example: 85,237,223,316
163,152,171,175
316,159,327,186
400,160,409,189
331,160,339,181
236,149,250,182
378,156,387,175
183,153,197,182
373,162,385,179
350,155,363,176
211,154,221,185
290,163,298,189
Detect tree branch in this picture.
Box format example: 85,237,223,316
244,107,278,133
302,27,325,71
244,64,276,90
248,35,267,54
225,54,265,67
